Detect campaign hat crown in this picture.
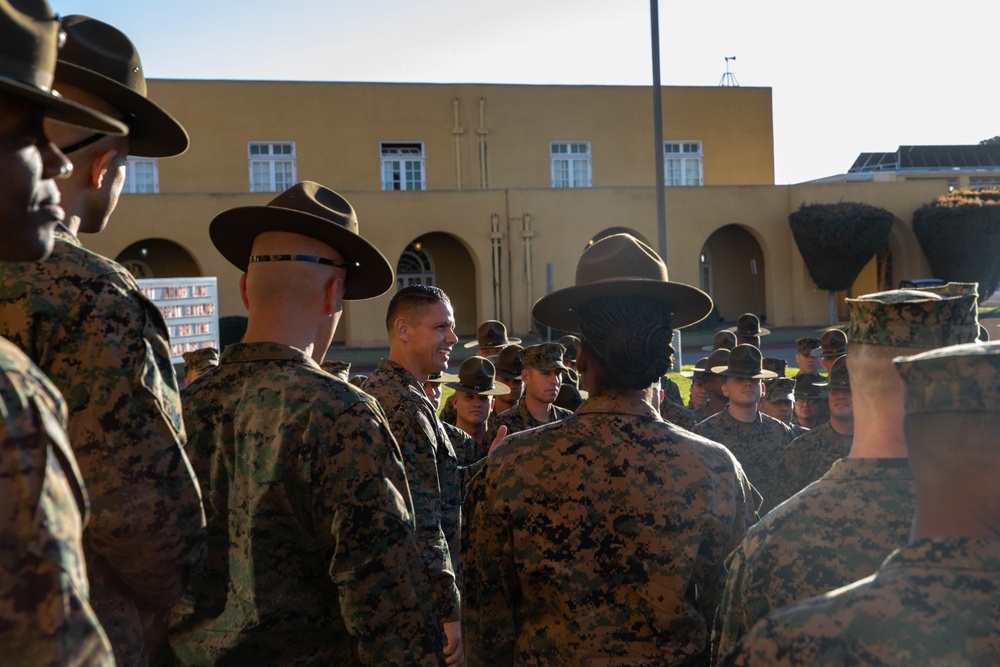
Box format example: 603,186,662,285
463,319,520,349
532,233,712,332
0,0,127,135
816,355,849,389
447,356,510,396
701,330,736,352
494,344,524,379
211,181,394,300
811,328,848,358
681,356,709,380
710,344,777,379
794,372,829,398
728,313,770,337
56,15,188,157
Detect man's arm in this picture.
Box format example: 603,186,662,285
44,278,206,612
313,401,445,666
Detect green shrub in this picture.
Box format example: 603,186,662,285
789,202,894,291
913,189,1000,302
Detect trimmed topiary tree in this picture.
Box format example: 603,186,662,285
789,202,894,324
912,189,1000,303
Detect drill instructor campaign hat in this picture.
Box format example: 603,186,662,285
532,234,712,332
211,181,394,300
446,356,510,396
55,15,189,157
710,344,777,379
463,320,521,349
0,0,127,135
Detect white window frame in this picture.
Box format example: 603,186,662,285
664,140,703,186
550,141,592,188
381,142,426,191
122,157,159,194
248,142,296,193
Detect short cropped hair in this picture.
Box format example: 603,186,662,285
385,284,451,332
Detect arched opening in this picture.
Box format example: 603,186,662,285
700,224,766,323
397,243,436,288
397,232,478,337
116,238,201,279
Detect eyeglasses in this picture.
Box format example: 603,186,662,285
58,113,136,154
249,254,355,269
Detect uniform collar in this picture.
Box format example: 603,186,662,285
576,394,663,420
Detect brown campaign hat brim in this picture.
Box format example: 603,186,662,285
0,74,128,135
210,205,394,301
710,364,777,380
533,279,712,333
55,61,187,157
462,337,521,349
446,381,510,397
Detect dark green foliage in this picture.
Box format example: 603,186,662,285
789,202,894,291
980,136,1000,145
912,189,1000,302
219,315,248,349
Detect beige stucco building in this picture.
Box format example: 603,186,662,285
84,79,947,346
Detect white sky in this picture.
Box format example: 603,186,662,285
51,0,999,184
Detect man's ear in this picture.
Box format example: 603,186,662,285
324,275,344,316
721,381,731,399
89,148,120,189
394,317,410,342
239,273,250,311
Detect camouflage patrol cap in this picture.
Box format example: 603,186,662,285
796,337,821,355
495,344,524,379
183,347,219,373
793,372,828,399
701,330,737,352
764,377,796,403
522,343,568,372
810,328,848,358
816,355,849,390
320,359,351,382
894,341,1000,414
446,356,509,396
559,335,581,361
846,289,979,349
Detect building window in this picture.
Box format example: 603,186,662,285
248,142,296,193
381,142,425,191
551,142,591,188
123,157,158,194
396,242,435,290
664,141,703,186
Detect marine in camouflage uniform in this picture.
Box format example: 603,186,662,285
0,4,130,663
0,338,115,667
659,394,698,429
485,396,573,444
364,358,464,626
722,339,1000,667
465,234,756,666
714,289,980,660
772,421,851,502
484,344,573,444
691,345,793,514
0,16,207,665
772,356,853,503
171,343,443,666
171,182,443,665
0,228,208,664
